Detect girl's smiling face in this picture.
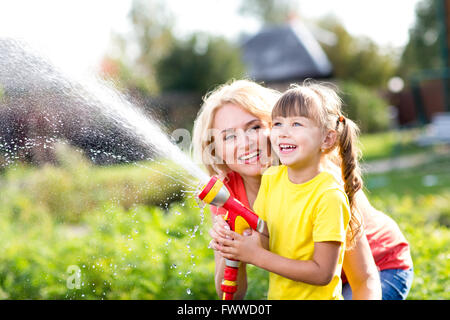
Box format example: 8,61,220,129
270,116,324,169
212,103,271,177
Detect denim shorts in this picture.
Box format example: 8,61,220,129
342,268,414,300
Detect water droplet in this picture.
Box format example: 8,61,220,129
186,288,191,295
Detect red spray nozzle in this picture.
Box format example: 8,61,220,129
198,175,230,207
197,175,267,235
197,175,268,301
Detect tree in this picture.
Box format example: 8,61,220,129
108,0,176,94
238,0,297,25
156,33,245,93
398,0,442,78
238,1,397,89
338,80,391,133
313,17,395,132
318,17,398,89
108,0,245,95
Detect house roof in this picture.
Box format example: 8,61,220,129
241,21,333,82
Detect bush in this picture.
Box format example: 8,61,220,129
0,151,270,299
338,80,391,133
0,199,217,299
0,143,447,300
156,33,245,93
0,144,244,299
1,144,188,223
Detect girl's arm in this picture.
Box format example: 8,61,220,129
218,229,342,286
342,230,382,299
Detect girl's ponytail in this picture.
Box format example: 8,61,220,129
337,115,363,246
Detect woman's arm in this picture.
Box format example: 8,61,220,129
218,229,342,286
342,230,382,299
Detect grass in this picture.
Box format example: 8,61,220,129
359,128,433,162
365,156,450,198
364,156,450,300
360,128,449,299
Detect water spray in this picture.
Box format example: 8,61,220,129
197,175,267,300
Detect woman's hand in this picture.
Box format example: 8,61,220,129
215,228,266,265
208,214,231,252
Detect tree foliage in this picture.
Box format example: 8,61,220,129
109,0,176,94
238,1,397,89
318,17,397,88
399,0,443,78
338,80,391,133
238,0,297,25
109,0,245,95
156,33,245,93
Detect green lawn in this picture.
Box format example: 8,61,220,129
359,128,449,299
360,128,433,162
364,155,450,299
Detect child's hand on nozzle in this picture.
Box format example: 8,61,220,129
208,215,253,252
216,228,265,265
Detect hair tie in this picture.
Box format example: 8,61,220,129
336,115,346,129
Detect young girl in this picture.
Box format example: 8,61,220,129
216,82,363,299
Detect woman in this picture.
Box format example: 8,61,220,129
192,79,413,300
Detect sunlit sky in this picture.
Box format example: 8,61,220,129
0,0,421,76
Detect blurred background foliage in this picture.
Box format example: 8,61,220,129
156,33,246,93
338,81,391,133
399,0,442,78
0,0,449,300
104,0,419,134
0,136,448,299
101,0,444,135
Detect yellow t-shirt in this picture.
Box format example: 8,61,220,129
253,165,351,300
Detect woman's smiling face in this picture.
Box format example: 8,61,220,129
212,103,271,177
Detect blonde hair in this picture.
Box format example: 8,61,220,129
192,79,281,176
272,80,363,247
